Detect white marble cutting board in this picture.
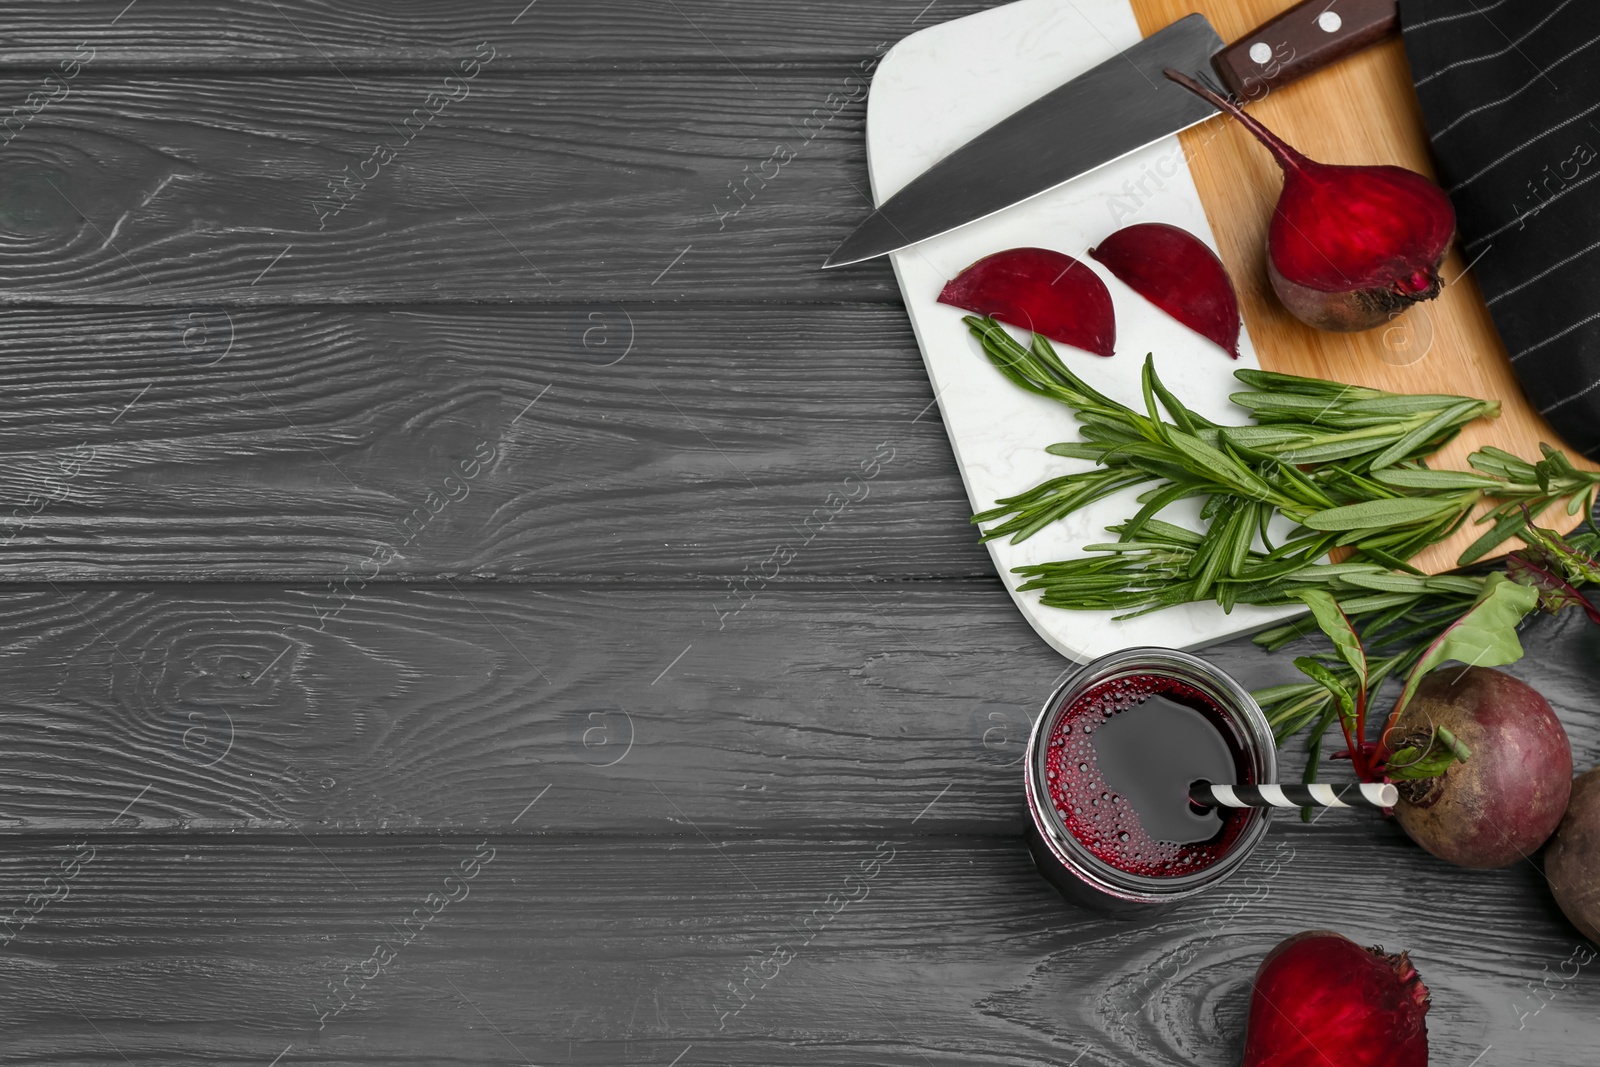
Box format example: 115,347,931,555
871,0,1302,662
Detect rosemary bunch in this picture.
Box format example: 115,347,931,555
966,316,1600,594
960,314,1600,784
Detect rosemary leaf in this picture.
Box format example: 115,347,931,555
1302,495,1472,532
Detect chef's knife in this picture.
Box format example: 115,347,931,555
823,0,1401,268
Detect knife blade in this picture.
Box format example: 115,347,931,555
823,14,1221,269
824,0,1402,268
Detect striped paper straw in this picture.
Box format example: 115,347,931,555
1190,781,1398,810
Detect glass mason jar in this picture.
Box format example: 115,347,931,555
1024,647,1278,918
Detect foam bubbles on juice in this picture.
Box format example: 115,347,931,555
1044,674,1248,877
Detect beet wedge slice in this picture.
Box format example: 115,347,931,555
938,248,1115,358
1090,223,1241,358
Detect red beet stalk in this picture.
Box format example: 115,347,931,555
1090,222,1241,358
1243,931,1429,1067
1165,69,1456,334
937,247,1115,357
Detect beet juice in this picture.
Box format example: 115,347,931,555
1043,674,1253,876
1025,648,1277,916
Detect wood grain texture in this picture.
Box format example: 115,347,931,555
0,582,1595,833
0,834,1587,1066
0,305,989,580
1130,0,1599,572
0,73,892,303
0,0,989,68
0,5,1591,1066
0,580,1090,833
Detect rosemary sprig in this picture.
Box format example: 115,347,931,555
1012,519,1484,618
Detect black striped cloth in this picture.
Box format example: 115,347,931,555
1404,0,1600,458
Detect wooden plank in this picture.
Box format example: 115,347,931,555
0,581,1068,833
0,73,894,303
0,304,988,580
0,581,1595,833
0,834,1587,1065
1130,0,1599,571
0,1,983,68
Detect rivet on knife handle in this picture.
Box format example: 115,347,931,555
1212,0,1400,101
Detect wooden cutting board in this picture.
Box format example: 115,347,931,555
1131,0,1600,574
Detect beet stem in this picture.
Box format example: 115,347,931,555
1373,699,1408,771
1354,675,1373,781
1334,698,1363,782
1162,68,1307,174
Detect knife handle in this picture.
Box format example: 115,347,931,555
1212,0,1399,101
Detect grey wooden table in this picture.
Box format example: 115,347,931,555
0,2,1594,1064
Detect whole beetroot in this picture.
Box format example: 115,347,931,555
1164,70,1454,333
1242,931,1429,1067
1546,767,1600,941
1390,667,1571,869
